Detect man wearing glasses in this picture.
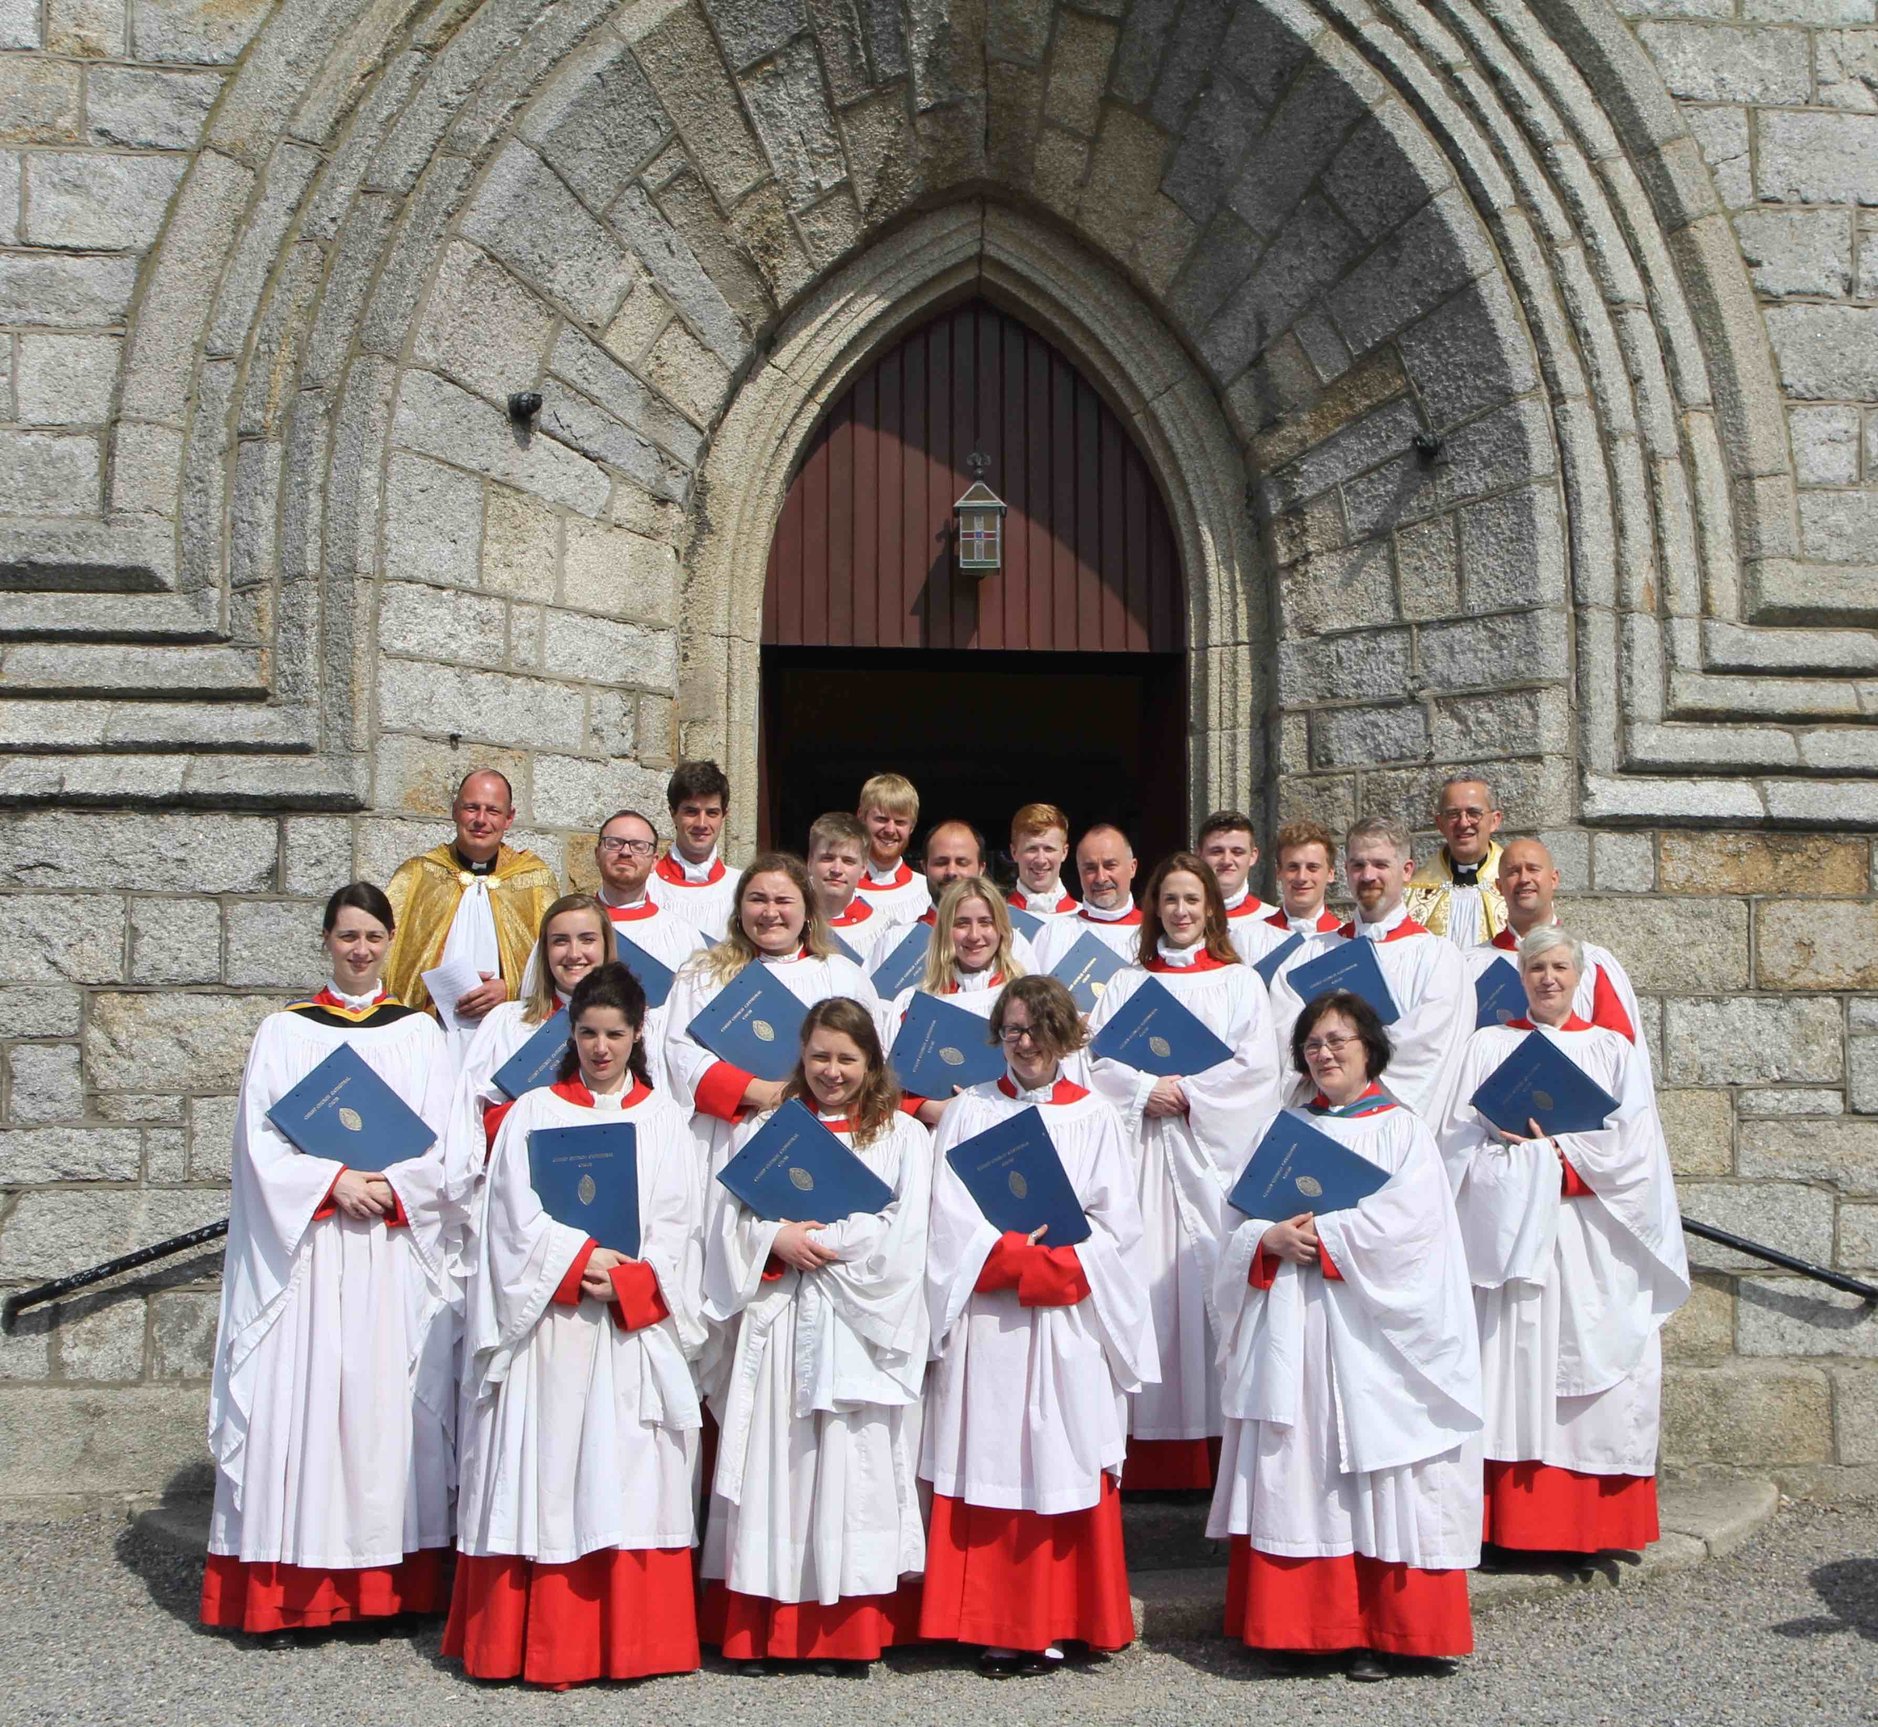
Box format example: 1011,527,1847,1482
592,806,708,994
1405,774,1509,949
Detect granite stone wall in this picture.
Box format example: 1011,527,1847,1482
0,0,1873,1507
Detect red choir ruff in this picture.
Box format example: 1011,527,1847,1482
699,1580,924,1660
1223,1540,1472,1656
917,1477,1133,1652
442,1547,699,1686
1121,1436,1221,1491
1483,1461,1659,1553
200,1550,447,1632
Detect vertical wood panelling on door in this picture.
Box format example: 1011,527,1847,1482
763,299,1182,654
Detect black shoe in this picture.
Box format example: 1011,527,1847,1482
1348,1650,1390,1682
1013,1650,1063,1677
977,1650,1022,1679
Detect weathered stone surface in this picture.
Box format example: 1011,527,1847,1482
0,429,99,514
0,1188,226,1281
1680,1178,1837,1272
1664,996,1844,1087
86,66,219,149
540,610,677,689
1561,897,1750,994
0,1310,50,1382
0,1122,139,1181
1733,208,1855,299
0,815,276,894
4,1045,84,1124
1739,1117,1878,1193
1788,406,1862,487
0,56,80,143
1663,1272,1734,1364
0,1385,209,1496
376,580,507,669
0,252,137,325
411,241,556,407
0,989,80,1040
22,149,184,248
1756,901,1878,990
1635,22,1810,103
14,332,120,427
1834,1362,1878,1466
0,894,123,985
1765,304,1878,400
1838,1201,1878,1270
378,659,589,754
131,0,269,63
395,371,610,518
187,1093,237,1182
1737,1276,1878,1358
1756,109,1878,204
1658,831,1869,897
1661,1360,1832,1466
55,1294,146,1383
84,993,277,1096
150,1291,218,1379
129,896,221,987
481,484,560,602
223,901,322,989
1740,1086,1843,1118
1851,1037,1878,1115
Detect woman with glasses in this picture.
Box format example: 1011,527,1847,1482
1208,990,1482,1682
921,976,1156,1677
1086,852,1286,1491
1435,927,1686,1558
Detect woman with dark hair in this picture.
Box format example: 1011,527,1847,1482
921,975,1156,1676
445,962,707,1687
1087,852,1285,1490
698,998,931,1670
1207,990,1483,1681
201,882,456,1638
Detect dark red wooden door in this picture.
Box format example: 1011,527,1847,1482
762,299,1183,653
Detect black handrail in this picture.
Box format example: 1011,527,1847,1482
1682,1217,1877,1303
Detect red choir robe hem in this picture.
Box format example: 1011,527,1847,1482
917,1477,1134,1653
1223,1539,1472,1657
200,1548,448,1632
442,1548,700,1686
1483,1461,1659,1553
1121,1436,1222,1491
698,1579,924,1660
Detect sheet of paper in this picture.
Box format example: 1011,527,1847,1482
422,955,489,1030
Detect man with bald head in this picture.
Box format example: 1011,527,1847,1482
1406,773,1508,949
1474,836,1650,1076
907,819,1040,970
384,768,559,1062
1034,822,1143,971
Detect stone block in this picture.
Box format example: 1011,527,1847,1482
520,33,669,212
1664,996,1843,1086
1044,9,1117,135
0,1123,140,1181
1851,1037,1878,1115
1417,610,1570,693
1739,1117,1878,1193
1789,407,1862,489
1740,1087,1844,1118
0,430,98,515
369,734,527,823
46,0,123,55
0,1188,227,1281
1662,1272,1734,1363
93,1094,181,1125
1328,191,1492,360
381,452,483,591
481,484,560,602
1732,209,1854,300
540,609,677,689
150,1291,218,1380
634,3,767,205
0,815,277,895
0,1385,209,1499
1737,1276,1877,1358
131,0,268,62
1833,1363,1878,1466
0,252,138,327
1394,515,1459,621
1756,901,1878,990
532,754,669,831
1563,896,1750,994
563,518,677,623
1680,1178,1837,1272
411,241,556,408
0,56,80,143
1661,1360,1832,1466
1274,629,1413,705
376,580,507,669
1658,831,1868,897
741,35,845,209
1591,832,1655,893
54,1293,145,1383
1659,1090,1733,1177
84,993,276,1097
1278,544,1395,637
1458,486,1567,614
1396,276,1537,432
1765,305,1878,401
1799,490,1878,568
0,894,123,985
129,896,222,987
1307,703,1429,770
144,1125,186,1181
643,321,729,428
22,150,184,248
1635,22,1810,103
0,989,80,1039
0,1310,49,1382
394,370,610,519
14,333,120,427
1685,104,1751,209
282,817,353,898
1840,1201,1878,1269
188,1093,237,1181
549,324,704,464
377,658,589,755
5,1045,83,1124
1817,27,1878,111
224,901,322,989
702,0,805,68
86,66,218,149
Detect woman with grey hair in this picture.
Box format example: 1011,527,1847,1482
1434,925,1688,1557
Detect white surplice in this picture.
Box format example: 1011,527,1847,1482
646,849,743,943
1087,951,1286,1443
853,860,931,928
1207,1101,1483,1568
923,1076,1159,1514
1032,905,1146,976
1435,1023,1689,1476
1267,904,1473,1121
455,1081,705,1562
1465,927,1654,1085
700,1109,932,1604
1222,892,1289,966
208,1004,457,1568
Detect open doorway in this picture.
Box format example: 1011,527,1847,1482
759,645,1190,876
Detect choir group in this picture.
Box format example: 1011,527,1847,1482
200,761,1690,1687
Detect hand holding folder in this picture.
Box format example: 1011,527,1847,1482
716,1098,894,1223
528,1121,640,1256
1469,1030,1619,1138
1089,977,1232,1077
686,963,809,1083
945,1105,1091,1247
1228,1110,1389,1220
266,1044,437,1173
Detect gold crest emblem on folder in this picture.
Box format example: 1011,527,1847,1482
1295,1175,1323,1199
789,1166,814,1192
1148,1035,1171,1059
753,1019,775,1042
940,1046,964,1067
577,1173,597,1206
338,1107,363,1132
1531,1089,1554,1111
1008,1171,1028,1199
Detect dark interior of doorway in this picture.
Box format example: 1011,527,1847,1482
759,645,1190,880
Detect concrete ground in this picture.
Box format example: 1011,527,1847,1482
0,1486,1869,1727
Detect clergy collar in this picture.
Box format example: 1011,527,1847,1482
452,846,498,877
551,1075,651,1109
1341,902,1422,942
860,859,913,890
997,1070,1088,1105
1507,1013,1593,1032
1149,940,1228,972
1447,850,1487,888
658,846,724,886
1080,898,1140,925
1307,1081,1395,1118
319,979,387,1011
1492,914,1559,952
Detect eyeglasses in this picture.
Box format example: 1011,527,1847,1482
998,1025,1044,1046
1301,1033,1359,1056
597,837,655,856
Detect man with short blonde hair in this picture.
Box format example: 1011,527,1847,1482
854,771,930,926
1009,802,1077,918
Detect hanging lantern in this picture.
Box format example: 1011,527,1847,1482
953,450,1006,574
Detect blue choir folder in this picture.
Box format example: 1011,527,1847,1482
1089,977,1233,1078
1007,904,1043,941
869,923,932,998
1283,935,1400,1024
686,962,807,1082
527,1121,639,1256
716,1098,894,1223
1469,1031,1620,1138
266,1043,436,1172
1228,1110,1389,1219
946,1105,1091,1247
827,927,862,965
1049,931,1128,1013
1253,930,1303,986
490,1009,571,1100
612,933,675,1011
892,991,1006,1097
1474,956,1527,1031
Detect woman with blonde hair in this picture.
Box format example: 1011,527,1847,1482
699,997,932,1670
